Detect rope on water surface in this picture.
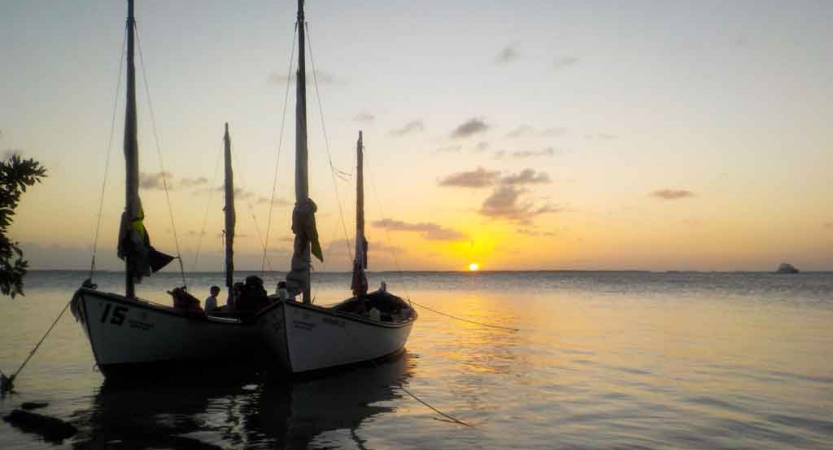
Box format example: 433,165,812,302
5,300,73,389
408,300,520,332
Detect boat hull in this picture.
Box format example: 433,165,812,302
72,288,259,375
257,300,415,374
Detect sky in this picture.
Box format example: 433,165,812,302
1,0,832,272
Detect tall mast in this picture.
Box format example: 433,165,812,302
223,123,235,300
124,0,138,298
295,0,311,303
352,131,368,296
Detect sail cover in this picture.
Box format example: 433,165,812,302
117,200,174,283
286,198,323,295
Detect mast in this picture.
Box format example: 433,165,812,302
352,131,368,296
295,0,311,303
124,0,138,298
223,123,235,300
287,0,322,303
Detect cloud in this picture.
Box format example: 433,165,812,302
180,176,209,188
438,167,501,188
649,189,695,200
495,44,520,64
506,125,535,138
268,69,339,85
434,144,462,154
517,228,557,237
371,219,467,241
501,168,550,185
389,120,425,136
506,125,566,138
540,127,567,137
473,142,489,153
511,147,557,159
479,185,557,223
139,171,173,190
493,150,505,160
451,118,489,139
553,56,580,68
256,196,290,206
354,112,375,122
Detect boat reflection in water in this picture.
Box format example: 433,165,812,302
70,351,413,449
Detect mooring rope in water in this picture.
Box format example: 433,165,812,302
396,383,473,427
4,300,73,390
408,300,520,332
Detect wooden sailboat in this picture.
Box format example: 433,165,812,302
257,0,417,374
70,0,256,376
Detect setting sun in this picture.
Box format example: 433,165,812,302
468,263,480,272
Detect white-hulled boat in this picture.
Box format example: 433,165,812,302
70,0,256,376
256,0,416,374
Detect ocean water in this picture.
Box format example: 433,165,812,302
1,270,832,449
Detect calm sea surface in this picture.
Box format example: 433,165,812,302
1,270,832,449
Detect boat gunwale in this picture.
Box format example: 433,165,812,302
257,298,417,330
76,287,249,326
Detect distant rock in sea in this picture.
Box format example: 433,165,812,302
776,263,799,274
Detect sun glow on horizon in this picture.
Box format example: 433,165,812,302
469,263,480,272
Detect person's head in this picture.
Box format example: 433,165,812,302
210,286,220,296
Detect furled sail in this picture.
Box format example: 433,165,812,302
223,123,235,295
117,0,173,289
351,131,368,296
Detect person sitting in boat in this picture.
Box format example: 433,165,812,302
168,287,207,318
237,276,272,314
204,285,220,312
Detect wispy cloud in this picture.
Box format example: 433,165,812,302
553,56,580,69
502,169,550,185
139,171,173,190
540,127,567,137
451,118,489,139
650,189,695,200
371,219,466,241
180,176,209,188
506,125,566,138
389,119,425,136
354,112,375,122
517,228,557,237
438,167,501,188
506,125,535,138
511,147,557,159
473,142,490,153
256,196,290,206
433,144,462,154
495,44,520,64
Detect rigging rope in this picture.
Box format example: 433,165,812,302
88,28,127,281
192,143,224,272
261,23,297,276
231,149,275,273
305,23,354,263
135,23,187,288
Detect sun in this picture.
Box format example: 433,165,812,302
468,263,480,272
